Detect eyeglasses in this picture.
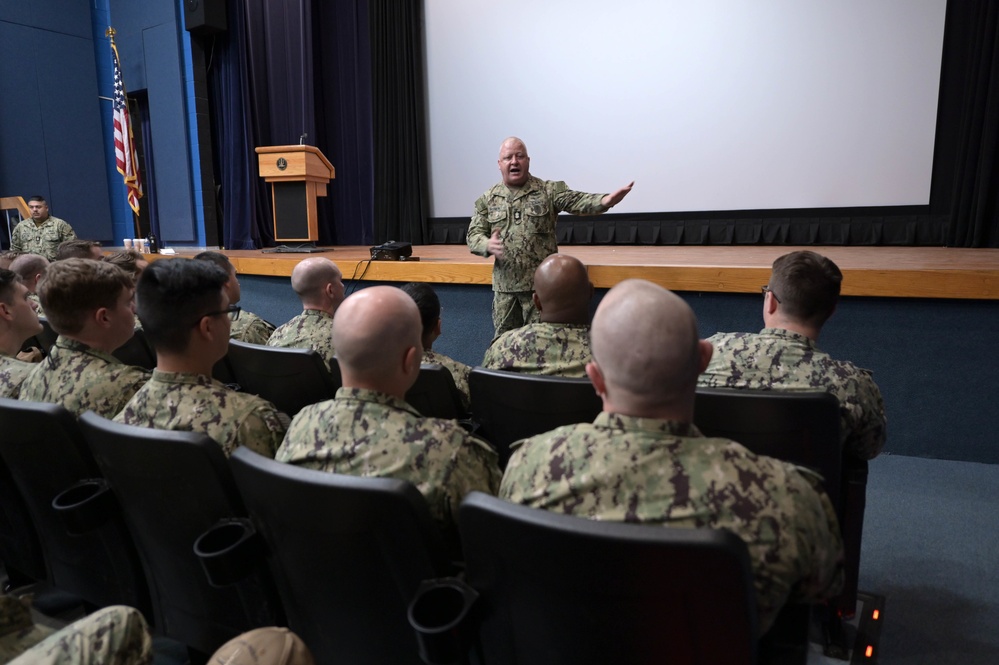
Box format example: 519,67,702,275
194,304,241,326
761,285,781,303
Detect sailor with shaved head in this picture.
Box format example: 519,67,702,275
267,257,344,371
277,286,501,536
500,279,844,635
482,253,594,377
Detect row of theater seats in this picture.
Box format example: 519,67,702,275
12,322,868,662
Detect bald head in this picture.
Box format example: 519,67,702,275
498,137,531,187
590,280,706,416
533,254,592,324
291,257,344,312
9,254,49,291
332,286,422,395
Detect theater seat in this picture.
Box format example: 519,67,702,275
112,327,157,370
0,399,150,616
78,412,282,657
229,447,453,664
405,363,468,420
459,492,759,665
222,340,340,416
467,368,602,469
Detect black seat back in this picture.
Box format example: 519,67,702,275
459,492,758,665
406,363,468,420
229,447,450,664
78,412,281,655
223,340,339,415
468,368,602,469
0,399,151,614
112,327,157,370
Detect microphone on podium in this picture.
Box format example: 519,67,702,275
299,133,308,145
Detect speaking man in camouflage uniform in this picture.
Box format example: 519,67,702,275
10,196,77,261
9,253,49,318
400,282,472,411
466,137,633,337
277,286,501,536
194,251,275,345
0,596,151,664
500,279,844,634
482,253,593,377
267,257,344,372
0,269,43,398
115,258,287,457
698,250,887,460
18,259,150,417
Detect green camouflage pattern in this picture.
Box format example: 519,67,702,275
230,309,276,346
267,309,335,371
277,387,501,529
115,369,286,458
0,353,34,398
490,291,539,338
467,176,607,293
699,328,887,460
19,336,151,418
483,321,591,377
6,603,151,665
500,413,844,634
423,349,472,411
10,216,76,261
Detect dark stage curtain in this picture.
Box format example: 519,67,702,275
940,1,999,248
369,0,429,244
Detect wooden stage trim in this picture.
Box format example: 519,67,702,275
154,246,999,300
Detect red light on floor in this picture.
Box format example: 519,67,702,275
872,609,880,621
865,645,874,658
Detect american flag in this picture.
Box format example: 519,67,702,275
111,37,142,215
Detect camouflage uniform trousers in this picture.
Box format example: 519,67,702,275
500,412,844,634
491,292,539,339
699,327,887,460
1,597,151,665
18,336,151,419
277,387,501,530
115,369,287,458
483,321,591,377
466,176,607,337
230,309,276,346
0,353,34,398
266,309,336,372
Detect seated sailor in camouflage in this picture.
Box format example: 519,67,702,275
698,250,887,460
0,269,44,398
500,280,844,634
1,596,152,665
9,253,48,319
400,282,472,411
267,257,344,372
115,258,287,457
19,259,150,417
103,250,150,329
55,239,104,261
194,251,275,345
483,253,593,377
10,196,76,261
278,286,501,532
466,136,633,337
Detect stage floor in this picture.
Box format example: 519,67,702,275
157,245,999,300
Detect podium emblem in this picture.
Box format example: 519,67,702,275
276,158,288,171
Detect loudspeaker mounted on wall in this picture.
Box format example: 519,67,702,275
185,0,227,36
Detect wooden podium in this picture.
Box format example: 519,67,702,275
255,145,335,244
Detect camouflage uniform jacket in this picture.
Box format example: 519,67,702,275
10,216,76,261
467,176,607,292
423,349,471,411
500,413,844,633
2,598,151,665
277,387,501,529
0,353,34,398
19,336,150,418
230,309,276,346
483,321,591,377
115,369,286,458
267,309,335,371
699,328,887,460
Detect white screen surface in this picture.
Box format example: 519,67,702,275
424,0,947,218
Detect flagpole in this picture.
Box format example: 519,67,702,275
107,26,144,239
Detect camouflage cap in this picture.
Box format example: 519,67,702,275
210,627,316,665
